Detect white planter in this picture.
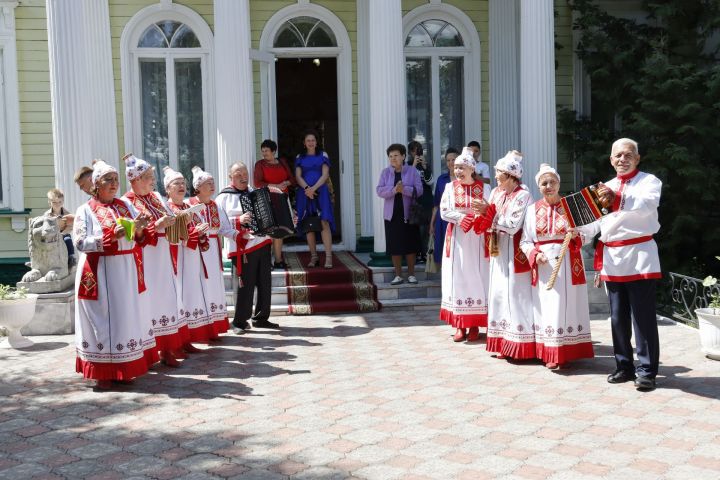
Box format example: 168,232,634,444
695,308,720,360
0,294,38,349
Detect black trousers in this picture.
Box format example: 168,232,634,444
606,279,660,378
232,244,271,326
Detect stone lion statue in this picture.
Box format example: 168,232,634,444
21,215,69,283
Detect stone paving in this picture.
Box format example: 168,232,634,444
1,311,719,480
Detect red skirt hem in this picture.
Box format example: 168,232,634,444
486,337,537,359
187,322,217,343
76,348,158,381
213,316,229,334
154,331,185,351
440,308,488,328
536,342,595,364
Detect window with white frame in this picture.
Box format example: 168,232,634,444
129,19,209,193
405,19,468,176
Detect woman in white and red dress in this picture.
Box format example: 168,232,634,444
482,150,535,359
122,154,185,367
439,147,491,342
73,160,156,390
520,164,594,369
189,166,238,338
163,166,216,346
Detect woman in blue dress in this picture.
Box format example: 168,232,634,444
295,131,335,268
430,148,459,265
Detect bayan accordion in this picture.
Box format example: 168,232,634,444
559,183,612,228
239,187,295,239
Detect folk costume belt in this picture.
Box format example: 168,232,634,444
78,248,146,300
593,235,653,271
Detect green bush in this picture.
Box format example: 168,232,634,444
560,0,720,276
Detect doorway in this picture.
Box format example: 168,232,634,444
275,57,341,242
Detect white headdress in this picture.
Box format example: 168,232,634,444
191,165,213,189
162,166,185,190
454,147,477,169
534,163,560,186
91,159,117,186
494,150,523,179
123,153,152,182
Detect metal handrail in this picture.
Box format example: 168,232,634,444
666,272,720,328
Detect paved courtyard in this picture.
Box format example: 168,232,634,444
1,311,719,480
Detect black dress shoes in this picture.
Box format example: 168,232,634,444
232,320,250,331
634,376,656,391
253,319,280,329
607,369,636,384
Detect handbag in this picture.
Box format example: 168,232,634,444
408,188,426,226
299,199,323,233
425,230,440,273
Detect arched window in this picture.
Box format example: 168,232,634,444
121,8,213,194
273,16,337,48
404,15,475,177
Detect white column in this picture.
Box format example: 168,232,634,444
47,0,118,212
520,0,557,200
489,0,520,167
214,0,256,181
357,0,373,237
366,0,406,253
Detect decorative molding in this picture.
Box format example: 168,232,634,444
489,0,520,170
519,0,556,200
260,3,356,250
120,2,216,182
402,3,482,175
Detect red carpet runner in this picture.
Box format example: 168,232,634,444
284,251,380,315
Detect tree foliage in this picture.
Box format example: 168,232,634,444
559,0,720,276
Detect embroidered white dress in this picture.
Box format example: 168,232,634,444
439,180,489,329
167,200,215,342
486,185,535,358
189,197,237,334
73,198,158,380
124,191,186,350
520,199,594,364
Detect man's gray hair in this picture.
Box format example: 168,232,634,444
611,138,639,155
228,162,247,174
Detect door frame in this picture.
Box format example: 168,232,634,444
259,4,355,251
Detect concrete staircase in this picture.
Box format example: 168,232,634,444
223,249,609,317
223,266,442,316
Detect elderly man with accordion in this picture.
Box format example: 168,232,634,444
581,138,662,391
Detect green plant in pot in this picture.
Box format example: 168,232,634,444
696,257,720,360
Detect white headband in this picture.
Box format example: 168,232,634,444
124,153,152,182
91,159,117,186
454,147,477,169
162,166,185,190
535,163,560,186
191,165,213,189
494,150,523,179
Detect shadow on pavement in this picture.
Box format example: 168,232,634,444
12,341,70,352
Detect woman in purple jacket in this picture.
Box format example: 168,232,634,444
376,143,423,285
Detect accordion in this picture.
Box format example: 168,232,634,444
239,187,295,239
559,183,613,228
